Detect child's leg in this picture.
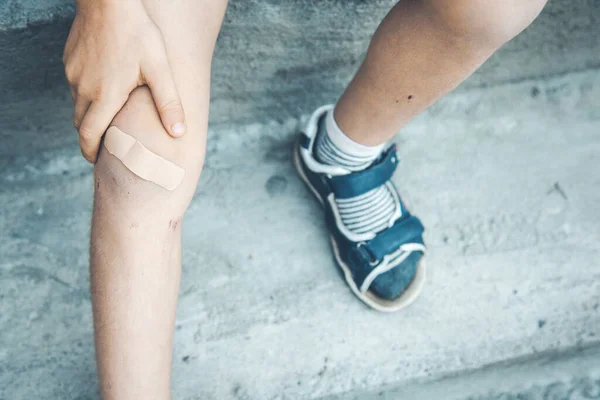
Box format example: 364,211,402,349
297,0,548,309
90,1,227,399
335,0,548,146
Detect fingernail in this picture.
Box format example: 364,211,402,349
171,122,186,136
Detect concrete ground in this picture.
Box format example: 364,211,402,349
1,63,599,398
1,0,600,398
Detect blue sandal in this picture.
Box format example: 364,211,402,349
294,105,427,312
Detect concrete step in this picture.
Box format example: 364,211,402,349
1,68,599,399
1,0,599,128
324,344,600,400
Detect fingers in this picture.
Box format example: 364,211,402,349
142,59,186,138
72,98,91,130
78,96,127,163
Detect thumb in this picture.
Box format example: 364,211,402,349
142,59,186,138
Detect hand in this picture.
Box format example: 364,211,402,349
63,0,186,163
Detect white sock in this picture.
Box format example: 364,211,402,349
315,110,385,171
314,110,397,234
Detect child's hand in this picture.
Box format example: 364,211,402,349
63,0,186,163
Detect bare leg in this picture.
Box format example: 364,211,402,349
335,0,548,146
90,1,228,399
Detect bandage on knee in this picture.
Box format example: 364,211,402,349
103,127,185,191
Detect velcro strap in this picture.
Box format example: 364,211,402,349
299,132,311,149
365,215,424,261
329,146,398,199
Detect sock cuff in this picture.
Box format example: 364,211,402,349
326,109,385,158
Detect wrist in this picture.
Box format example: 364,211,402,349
76,0,118,8
76,0,143,14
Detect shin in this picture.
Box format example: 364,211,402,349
334,0,549,145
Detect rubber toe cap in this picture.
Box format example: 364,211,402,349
369,251,422,300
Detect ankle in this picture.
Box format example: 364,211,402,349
314,109,385,171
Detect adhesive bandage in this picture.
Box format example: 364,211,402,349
103,126,185,191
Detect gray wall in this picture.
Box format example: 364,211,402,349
0,0,599,127
0,0,74,30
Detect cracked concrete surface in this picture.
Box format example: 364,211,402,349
1,66,599,398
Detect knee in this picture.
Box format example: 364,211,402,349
94,86,205,220
424,0,548,49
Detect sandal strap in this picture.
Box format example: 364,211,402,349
364,215,424,261
352,215,425,293
329,145,399,199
